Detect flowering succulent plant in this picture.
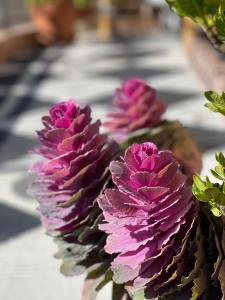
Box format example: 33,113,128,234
98,142,198,298
29,79,225,299
104,78,166,139
29,99,118,275
105,78,202,179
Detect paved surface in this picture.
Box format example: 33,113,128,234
0,32,225,300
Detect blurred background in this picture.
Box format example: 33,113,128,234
0,1,225,299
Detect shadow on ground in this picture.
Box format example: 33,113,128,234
0,202,40,242
187,126,225,151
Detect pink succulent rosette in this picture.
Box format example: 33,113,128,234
30,99,116,237
104,78,166,138
98,142,197,298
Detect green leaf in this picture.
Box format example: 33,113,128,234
215,2,225,41
214,165,225,180
211,206,222,217
193,174,206,191
166,0,205,22
216,152,225,166
219,190,225,205
211,169,225,181
126,288,147,300
205,91,225,116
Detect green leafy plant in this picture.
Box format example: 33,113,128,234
191,87,225,298
166,0,225,53
193,91,225,217
193,152,225,217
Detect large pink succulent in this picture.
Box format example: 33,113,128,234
98,142,197,298
104,78,166,135
30,99,116,236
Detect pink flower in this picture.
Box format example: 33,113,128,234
30,100,117,236
98,142,197,298
104,78,166,137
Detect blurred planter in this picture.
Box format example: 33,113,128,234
0,22,37,63
181,18,199,51
96,0,115,40
29,0,75,46
182,18,225,92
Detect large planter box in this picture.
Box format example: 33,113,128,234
182,18,225,92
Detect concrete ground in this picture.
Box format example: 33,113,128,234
0,32,225,300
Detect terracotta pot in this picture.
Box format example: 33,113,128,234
30,0,75,46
